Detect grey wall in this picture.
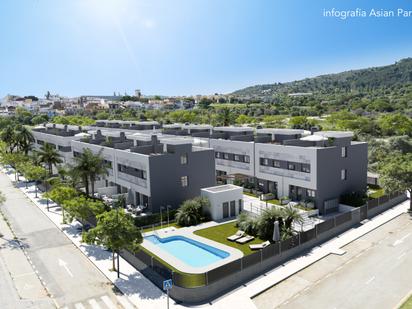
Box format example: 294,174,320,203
149,148,216,212
316,142,367,213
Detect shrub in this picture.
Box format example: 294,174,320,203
340,191,367,207
236,213,259,236
175,199,202,227
257,207,284,240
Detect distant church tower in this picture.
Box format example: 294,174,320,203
135,89,141,98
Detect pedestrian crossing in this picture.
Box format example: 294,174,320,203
61,294,136,309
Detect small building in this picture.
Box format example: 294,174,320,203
201,185,243,221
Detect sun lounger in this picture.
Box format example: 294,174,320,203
227,231,245,241
236,235,255,244
249,240,271,250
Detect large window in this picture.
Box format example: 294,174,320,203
223,153,229,160
244,155,250,163
215,152,221,159
260,158,269,166
306,189,316,197
234,154,240,161
180,154,188,165
288,163,295,170
181,176,188,187
341,147,347,158
341,169,347,180
272,160,281,168
301,164,310,173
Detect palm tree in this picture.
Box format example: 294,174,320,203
38,143,62,176
15,126,34,155
282,205,303,230
0,125,16,153
73,149,107,197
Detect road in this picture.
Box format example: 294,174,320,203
253,212,412,309
0,172,136,309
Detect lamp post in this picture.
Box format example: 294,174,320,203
167,205,171,227
160,206,164,229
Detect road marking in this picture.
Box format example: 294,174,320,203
393,233,411,246
88,299,102,309
58,258,73,277
398,252,407,260
101,295,117,309
12,271,35,278
74,303,86,309
365,276,375,285
116,295,136,309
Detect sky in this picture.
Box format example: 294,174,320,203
1,0,412,98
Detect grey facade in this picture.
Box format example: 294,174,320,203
32,122,368,215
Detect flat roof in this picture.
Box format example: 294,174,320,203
256,128,304,135
213,126,254,133
202,184,242,193
314,131,353,138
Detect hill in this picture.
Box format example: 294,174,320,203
232,58,412,100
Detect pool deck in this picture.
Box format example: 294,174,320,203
142,222,243,274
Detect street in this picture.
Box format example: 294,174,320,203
253,212,412,309
0,172,136,309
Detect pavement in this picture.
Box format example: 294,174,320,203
253,212,412,309
0,170,137,309
1,166,410,309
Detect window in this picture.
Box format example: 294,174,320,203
301,164,310,173
104,160,112,168
244,155,250,163
181,176,188,187
272,160,281,168
223,153,229,160
341,169,347,180
215,152,221,159
306,189,316,197
261,158,269,166
288,163,295,170
234,154,240,161
142,170,147,180
341,147,347,158
180,154,188,165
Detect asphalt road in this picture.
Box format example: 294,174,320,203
253,212,412,309
0,172,135,309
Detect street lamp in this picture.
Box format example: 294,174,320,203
160,206,165,229
166,205,171,227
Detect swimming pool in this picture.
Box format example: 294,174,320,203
145,235,230,268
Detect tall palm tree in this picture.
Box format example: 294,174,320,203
38,143,62,176
0,125,16,153
15,126,34,155
73,149,107,197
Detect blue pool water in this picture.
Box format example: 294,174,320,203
145,235,230,268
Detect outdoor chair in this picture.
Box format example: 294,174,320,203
236,235,255,244
227,230,245,241
249,240,270,250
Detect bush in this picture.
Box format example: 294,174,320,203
134,209,178,227
257,207,284,240
340,191,367,207
175,200,202,227
236,213,259,236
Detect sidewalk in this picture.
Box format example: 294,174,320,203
1,166,409,309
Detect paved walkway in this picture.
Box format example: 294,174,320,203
1,166,409,309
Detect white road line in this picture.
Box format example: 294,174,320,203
365,276,375,285
116,295,136,309
393,233,411,246
88,298,102,309
398,252,407,260
74,303,86,309
101,295,117,309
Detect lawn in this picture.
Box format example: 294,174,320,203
194,221,265,255
400,293,412,309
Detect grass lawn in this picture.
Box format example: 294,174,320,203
400,294,412,309
266,199,281,205
142,222,179,233
194,221,265,255
243,191,258,198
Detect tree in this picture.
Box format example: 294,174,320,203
73,149,107,197
82,209,142,277
257,207,284,240
0,152,26,181
379,153,412,210
378,114,412,136
0,125,17,153
15,126,34,154
44,186,78,223
64,196,105,230
37,143,62,176
23,165,46,198
281,205,303,230
175,199,203,226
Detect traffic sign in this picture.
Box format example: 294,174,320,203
163,279,173,291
